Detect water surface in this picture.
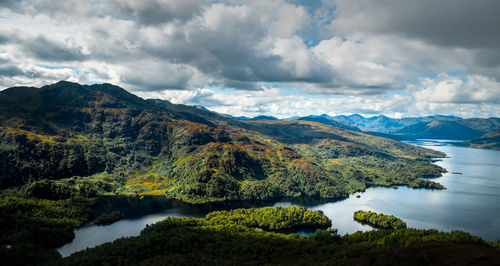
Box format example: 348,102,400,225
284,140,500,240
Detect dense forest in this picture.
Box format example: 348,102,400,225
353,210,407,230
0,81,446,204
94,211,124,226
204,206,331,232
0,192,92,264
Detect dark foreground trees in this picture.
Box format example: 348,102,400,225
61,215,497,265
0,192,91,265
1,195,499,266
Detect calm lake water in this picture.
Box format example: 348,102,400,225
58,140,500,256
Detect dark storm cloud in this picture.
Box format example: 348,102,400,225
0,63,51,80
473,48,500,77
0,34,10,44
110,0,208,25
0,0,19,9
333,0,500,49
137,2,336,90
0,65,24,76
121,71,192,91
1,0,499,119
251,54,335,84
329,0,500,85
3,0,335,90
147,11,270,85
3,0,208,26
22,36,87,62
0,30,18,44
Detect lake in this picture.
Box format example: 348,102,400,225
58,140,500,256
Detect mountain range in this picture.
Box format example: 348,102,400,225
229,113,500,143
0,81,445,203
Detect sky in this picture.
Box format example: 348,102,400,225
1,0,500,118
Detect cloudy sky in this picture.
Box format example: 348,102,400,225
1,0,500,118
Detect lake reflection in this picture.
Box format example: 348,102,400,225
59,140,500,256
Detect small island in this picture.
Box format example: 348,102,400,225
353,210,407,229
94,211,124,226
205,206,332,232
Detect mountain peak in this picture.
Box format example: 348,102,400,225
194,105,211,112
0,81,151,134
317,114,334,120
34,81,148,109
348,114,365,119
250,115,279,120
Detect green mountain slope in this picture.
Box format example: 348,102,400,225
393,120,484,140
458,130,500,150
391,118,500,140
0,81,446,203
295,115,362,132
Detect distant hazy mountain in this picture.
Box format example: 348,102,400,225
220,114,279,121
393,120,480,140
330,114,405,132
292,114,498,141
229,115,279,120
325,114,462,134
392,117,499,140
153,106,499,142
281,116,301,121
249,115,279,120
296,115,361,132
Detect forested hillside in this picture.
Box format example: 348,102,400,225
0,81,445,203
458,130,500,150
